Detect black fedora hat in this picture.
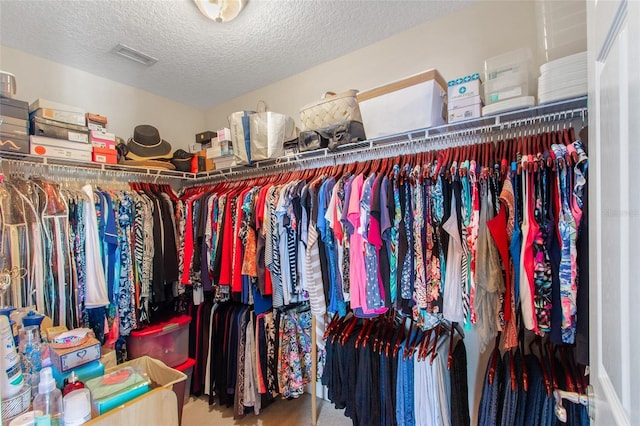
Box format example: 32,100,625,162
126,124,173,160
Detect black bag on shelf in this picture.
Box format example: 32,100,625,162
298,120,366,152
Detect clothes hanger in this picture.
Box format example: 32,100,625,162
418,327,434,362
355,318,371,349
518,326,528,392
340,314,359,345
393,316,408,357
403,319,419,360
372,312,390,352
429,323,443,365
531,336,552,397
447,322,458,370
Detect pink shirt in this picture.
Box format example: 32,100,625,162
347,174,366,309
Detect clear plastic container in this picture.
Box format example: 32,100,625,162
484,48,534,82
483,70,532,104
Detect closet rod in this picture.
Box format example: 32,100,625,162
0,156,188,185
187,104,587,186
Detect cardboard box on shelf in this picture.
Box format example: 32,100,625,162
217,127,231,142
447,74,483,103
30,99,86,126
92,147,118,164
30,135,92,161
31,116,89,143
195,130,216,144
86,113,108,131
357,69,447,138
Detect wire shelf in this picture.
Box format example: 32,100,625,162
0,96,587,186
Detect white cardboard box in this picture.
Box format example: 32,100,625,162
447,74,482,103
448,103,482,123
30,135,92,161
357,69,447,139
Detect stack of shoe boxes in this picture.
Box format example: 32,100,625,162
0,97,29,154
87,114,117,164
29,99,92,161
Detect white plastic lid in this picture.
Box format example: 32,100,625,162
63,389,92,426
38,367,56,394
8,410,43,426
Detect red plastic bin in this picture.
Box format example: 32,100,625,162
173,358,195,406
127,315,191,368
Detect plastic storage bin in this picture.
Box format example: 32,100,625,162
173,358,195,405
484,48,534,81
483,71,531,104
127,315,191,368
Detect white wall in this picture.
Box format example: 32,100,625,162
205,0,540,131
0,46,205,151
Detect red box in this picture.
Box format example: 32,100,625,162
127,315,191,368
92,146,117,164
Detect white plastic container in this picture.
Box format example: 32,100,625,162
0,315,24,398
33,367,64,426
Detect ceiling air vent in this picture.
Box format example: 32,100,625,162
111,43,158,66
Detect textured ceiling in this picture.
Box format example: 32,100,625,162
0,0,473,109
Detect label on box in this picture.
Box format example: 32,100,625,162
88,123,106,132
448,103,482,123
90,130,115,142
94,154,108,163
51,337,101,372
68,131,88,143
91,140,116,149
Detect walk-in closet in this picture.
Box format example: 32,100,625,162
0,1,637,425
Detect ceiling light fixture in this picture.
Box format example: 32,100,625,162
194,0,248,23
